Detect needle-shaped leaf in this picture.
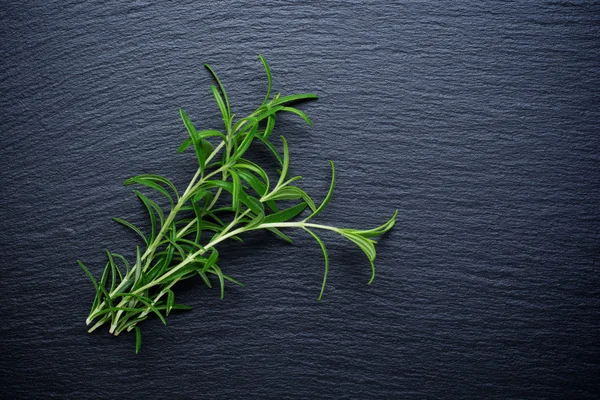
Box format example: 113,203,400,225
337,230,377,284
112,253,131,275
78,260,101,317
180,109,206,173
207,264,226,299
276,136,290,189
272,93,319,106
201,248,219,273
305,160,335,221
179,130,226,152
166,290,175,315
266,186,303,201
259,54,272,105
343,210,398,238
264,114,275,139
191,189,212,242
211,85,229,125
125,177,174,206
262,202,307,224
202,180,263,215
303,227,329,300
266,227,294,243
281,106,312,127
134,326,142,354
125,174,180,201
198,270,213,288
112,293,167,326
106,250,119,292
229,169,241,212
236,169,267,197
246,211,265,229
133,191,157,243
112,218,148,246
255,135,283,165
231,122,257,163
204,63,231,116
134,246,142,286
268,186,317,212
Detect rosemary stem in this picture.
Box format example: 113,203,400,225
103,210,252,332
90,142,232,328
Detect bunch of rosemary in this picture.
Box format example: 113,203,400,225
78,56,396,353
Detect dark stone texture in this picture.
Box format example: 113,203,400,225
1,1,599,398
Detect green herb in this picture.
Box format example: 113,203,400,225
78,55,397,353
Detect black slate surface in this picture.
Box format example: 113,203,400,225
1,1,599,399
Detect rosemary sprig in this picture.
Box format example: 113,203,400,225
78,55,397,353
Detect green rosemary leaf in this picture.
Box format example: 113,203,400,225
106,250,119,292
134,190,165,233
231,122,258,163
77,260,99,293
134,246,142,286
114,293,167,326
198,270,213,288
279,176,303,190
235,159,271,193
207,264,226,299
112,217,148,246
78,260,103,318
201,248,219,273
303,227,329,300
112,253,131,276
178,134,219,155
259,54,272,105
204,63,231,117
337,230,377,261
180,109,206,173
264,114,275,139
246,211,265,229
133,191,157,243
170,304,193,311
294,187,317,212
236,169,267,197
165,234,187,261
343,210,398,238
262,202,307,224
177,138,191,154
125,174,179,204
255,135,283,165
221,273,245,287
276,136,290,188
134,326,142,354
267,186,303,201
98,282,115,322
99,261,110,296
266,227,294,243
128,177,174,206
211,85,229,125
255,106,284,123
269,186,317,212
280,106,312,127
230,169,241,212
272,93,319,106
337,230,377,284
244,195,265,215
305,160,335,221
146,257,168,283
202,180,263,215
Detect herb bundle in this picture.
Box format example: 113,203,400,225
78,56,396,353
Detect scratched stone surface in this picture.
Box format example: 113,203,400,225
1,1,599,399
